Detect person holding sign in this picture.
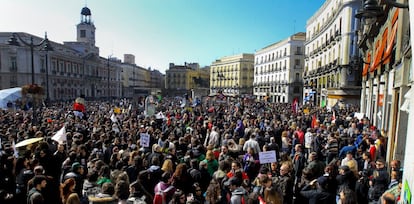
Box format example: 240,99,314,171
243,147,259,181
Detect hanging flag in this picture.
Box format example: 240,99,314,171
156,111,165,120
291,98,298,114
311,114,317,128
52,126,67,144
12,140,19,158
110,114,118,123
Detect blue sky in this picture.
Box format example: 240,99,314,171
1,0,325,73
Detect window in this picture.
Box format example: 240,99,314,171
59,62,64,72
295,59,300,67
80,30,86,38
295,73,300,81
10,75,17,87
296,47,301,54
40,59,45,72
294,87,300,93
10,56,17,71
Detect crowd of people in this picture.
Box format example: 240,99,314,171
0,95,404,204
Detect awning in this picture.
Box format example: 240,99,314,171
370,27,388,72
383,18,398,65
369,9,399,73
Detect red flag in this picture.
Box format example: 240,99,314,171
332,110,336,123
292,98,298,113
311,114,317,128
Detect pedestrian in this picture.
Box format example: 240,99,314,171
60,178,81,204
27,175,47,204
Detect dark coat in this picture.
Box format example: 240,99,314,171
300,184,336,204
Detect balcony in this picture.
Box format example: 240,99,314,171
9,67,18,72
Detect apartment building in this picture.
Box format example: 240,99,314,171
165,63,210,96
304,0,362,107
356,0,411,164
253,32,306,103
210,53,254,96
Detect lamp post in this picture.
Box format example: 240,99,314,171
8,32,52,85
8,32,53,124
41,33,53,105
107,55,112,100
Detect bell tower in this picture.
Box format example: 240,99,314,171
77,6,96,47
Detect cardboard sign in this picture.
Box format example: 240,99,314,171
140,133,150,147
259,150,276,164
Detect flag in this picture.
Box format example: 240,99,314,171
110,114,118,123
332,110,336,123
156,111,165,120
12,140,19,158
292,98,298,114
52,126,66,144
311,114,317,128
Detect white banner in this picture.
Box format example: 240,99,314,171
259,150,276,164
140,133,150,147
52,126,67,144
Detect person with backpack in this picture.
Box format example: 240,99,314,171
224,177,247,204
27,175,47,204
153,172,176,204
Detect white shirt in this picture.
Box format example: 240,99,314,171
305,131,313,149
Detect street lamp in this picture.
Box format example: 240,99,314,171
41,33,53,104
107,55,113,100
355,0,408,25
8,32,52,85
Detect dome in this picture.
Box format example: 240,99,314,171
81,7,91,16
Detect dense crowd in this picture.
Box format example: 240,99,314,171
0,96,404,204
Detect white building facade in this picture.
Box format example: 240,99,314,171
0,6,157,101
304,0,362,107
253,32,305,103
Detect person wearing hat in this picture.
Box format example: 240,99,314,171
299,176,336,204
63,162,84,197
224,177,247,204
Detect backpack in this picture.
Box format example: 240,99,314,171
27,189,42,204
153,183,174,204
